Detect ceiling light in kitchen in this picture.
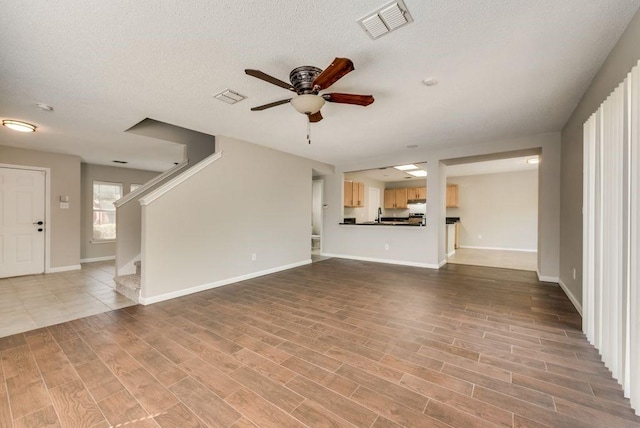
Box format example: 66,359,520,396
2,119,36,132
394,164,418,171
408,170,427,177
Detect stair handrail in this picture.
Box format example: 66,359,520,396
139,151,223,206
114,159,189,208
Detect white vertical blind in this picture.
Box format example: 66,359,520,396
583,60,640,415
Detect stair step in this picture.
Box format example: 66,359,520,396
114,274,140,303
134,260,141,275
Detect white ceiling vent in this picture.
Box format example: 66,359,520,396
214,89,246,104
358,0,413,40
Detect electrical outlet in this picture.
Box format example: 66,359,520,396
251,253,257,261
384,244,390,251
572,268,576,280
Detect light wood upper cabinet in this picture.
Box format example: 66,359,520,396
384,188,408,209
446,184,459,208
407,187,427,200
344,181,365,208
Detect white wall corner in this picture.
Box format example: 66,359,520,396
558,278,583,316
536,270,559,283
439,258,448,268
139,259,311,305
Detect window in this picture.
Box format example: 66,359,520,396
130,183,142,193
93,181,122,241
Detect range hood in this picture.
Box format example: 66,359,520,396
407,198,426,204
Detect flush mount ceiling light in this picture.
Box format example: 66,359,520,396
2,120,36,133
527,157,540,164
408,169,428,177
394,164,418,171
290,94,325,115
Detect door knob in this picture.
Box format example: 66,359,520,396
38,228,43,232
33,221,43,225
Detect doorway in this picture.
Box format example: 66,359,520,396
311,179,323,256
0,166,46,278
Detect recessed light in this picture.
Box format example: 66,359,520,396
422,78,438,86
408,170,427,177
2,120,36,133
527,157,540,165
112,160,128,164
36,103,54,112
394,164,418,171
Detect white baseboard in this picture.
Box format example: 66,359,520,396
80,256,116,263
459,245,537,253
536,269,559,283
139,259,312,305
322,253,440,269
438,259,447,268
558,278,583,316
46,264,81,273
447,249,456,257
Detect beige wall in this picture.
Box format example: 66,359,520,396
0,145,81,270
81,163,159,261
141,136,333,302
560,8,640,304
447,170,538,251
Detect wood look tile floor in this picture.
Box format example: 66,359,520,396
1,258,638,427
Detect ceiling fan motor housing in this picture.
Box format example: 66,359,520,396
289,66,322,94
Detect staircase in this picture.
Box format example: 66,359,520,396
114,260,141,303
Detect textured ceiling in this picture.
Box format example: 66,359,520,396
1,1,639,171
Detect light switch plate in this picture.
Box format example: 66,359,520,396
60,202,69,209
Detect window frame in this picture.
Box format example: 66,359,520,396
92,180,123,243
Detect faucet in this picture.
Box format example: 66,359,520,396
377,207,382,223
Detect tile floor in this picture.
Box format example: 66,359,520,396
447,247,538,271
0,261,135,338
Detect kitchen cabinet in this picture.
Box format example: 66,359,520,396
407,187,427,200
446,184,459,208
384,188,408,209
344,180,364,207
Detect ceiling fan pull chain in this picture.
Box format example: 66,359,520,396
307,120,311,144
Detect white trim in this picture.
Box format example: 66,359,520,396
0,163,51,276
536,269,559,283
139,259,310,305
114,159,189,208
140,152,223,206
438,258,447,268
321,253,440,269
459,245,537,252
80,256,116,263
558,278,583,316
90,239,116,244
447,249,456,257
46,264,81,273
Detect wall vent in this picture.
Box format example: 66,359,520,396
358,0,413,40
214,89,247,104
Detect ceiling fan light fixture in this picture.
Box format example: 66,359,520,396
290,94,325,115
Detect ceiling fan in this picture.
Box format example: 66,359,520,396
245,57,374,123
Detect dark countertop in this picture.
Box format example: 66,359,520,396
339,221,424,226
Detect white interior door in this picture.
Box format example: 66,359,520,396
368,188,380,221
0,167,46,278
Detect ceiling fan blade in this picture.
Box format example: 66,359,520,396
250,98,292,111
322,93,374,106
308,111,323,123
245,69,295,91
312,58,355,90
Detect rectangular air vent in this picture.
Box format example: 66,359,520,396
214,89,246,104
358,0,413,40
